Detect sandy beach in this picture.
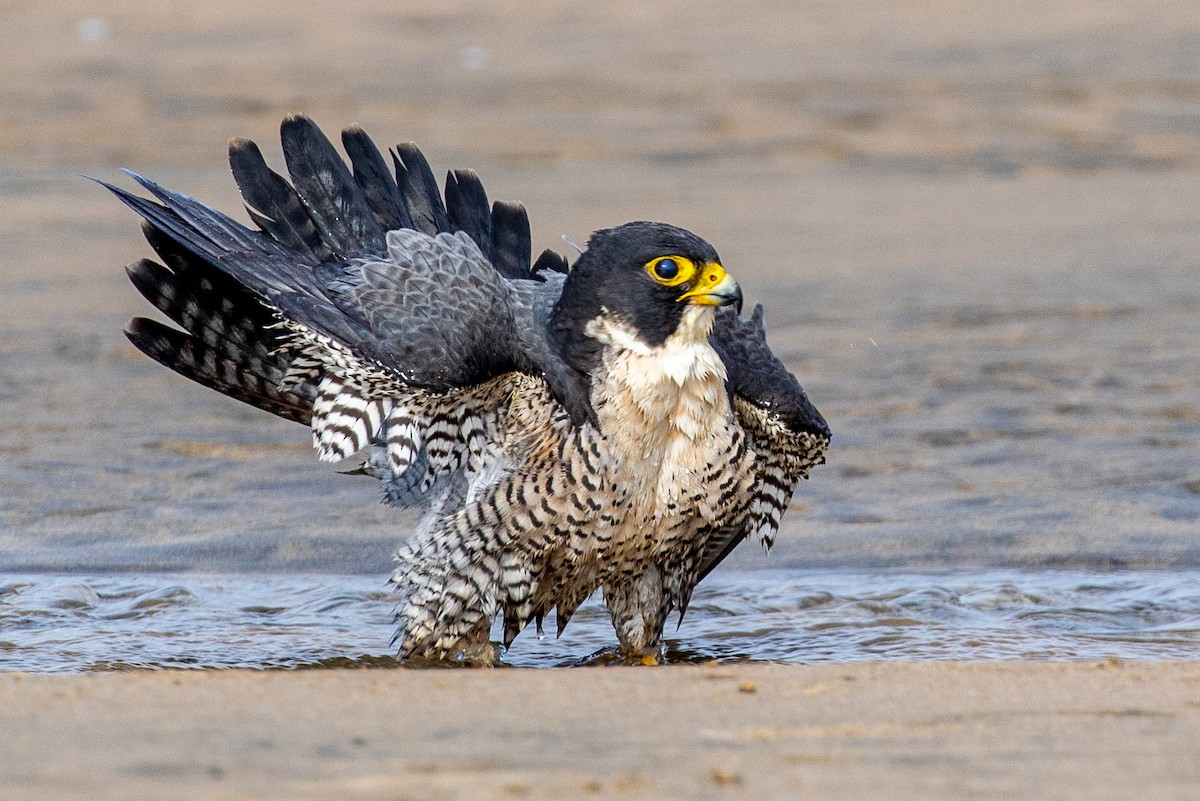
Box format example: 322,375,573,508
2,0,1199,798
5,661,1200,801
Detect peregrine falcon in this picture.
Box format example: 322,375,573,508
104,115,830,664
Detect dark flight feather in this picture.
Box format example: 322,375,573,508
445,169,493,263
341,125,414,233
489,201,533,280
229,136,330,259
279,115,387,257
392,142,450,235
531,248,570,276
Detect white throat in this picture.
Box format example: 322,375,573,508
585,306,734,514
585,305,726,388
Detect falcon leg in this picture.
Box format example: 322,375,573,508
603,566,671,663
392,580,502,667
430,615,501,666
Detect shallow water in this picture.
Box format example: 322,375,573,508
2,569,1197,672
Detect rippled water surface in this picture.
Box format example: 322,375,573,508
2,569,1198,671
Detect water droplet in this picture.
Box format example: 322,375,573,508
458,46,489,71
76,18,107,43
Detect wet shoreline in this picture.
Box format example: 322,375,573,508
4,567,1197,672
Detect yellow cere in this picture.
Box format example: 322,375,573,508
677,262,729,305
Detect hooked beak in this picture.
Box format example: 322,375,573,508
678,262,743,311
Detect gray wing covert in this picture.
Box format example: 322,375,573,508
288,227,525,392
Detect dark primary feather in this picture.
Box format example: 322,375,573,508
489,201,533,281
122,170,265,255
445,169,493,264
279,115,388,257
392,142,450,235
341,125,414,233
531,248,570,275
229,136,331,259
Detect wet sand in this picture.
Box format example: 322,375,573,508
3,0,1200,798
5,662,1200,801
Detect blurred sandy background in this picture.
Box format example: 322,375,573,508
1,1,1199,799
1,0,1198,573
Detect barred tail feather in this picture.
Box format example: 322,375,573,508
121,220,317,424
125,317,312,423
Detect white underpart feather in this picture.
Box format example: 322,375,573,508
586,306,744,518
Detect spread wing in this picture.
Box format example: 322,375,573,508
694,305,832,584
103,115,587,507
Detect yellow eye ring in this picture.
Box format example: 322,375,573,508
644,255,697,287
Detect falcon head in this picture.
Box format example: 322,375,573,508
550,221,742,373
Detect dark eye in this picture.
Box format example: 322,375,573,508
653,258,679,280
